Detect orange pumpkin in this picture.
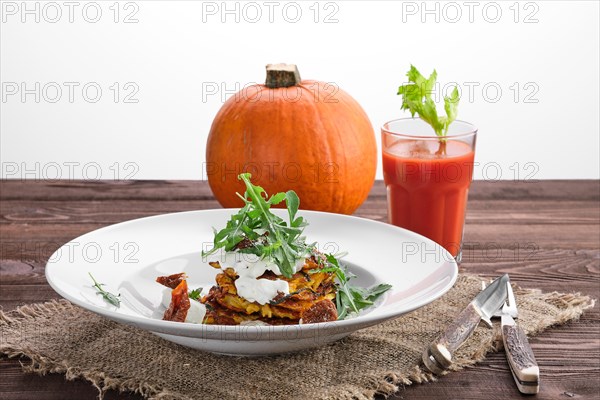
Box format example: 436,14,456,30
206,64,376,215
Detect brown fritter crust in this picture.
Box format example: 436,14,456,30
301,299,338,324
201,255,337,325
156,272,187,289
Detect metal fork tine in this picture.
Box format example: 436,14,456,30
506,283,514,306
505,282,518,318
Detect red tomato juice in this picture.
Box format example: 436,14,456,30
382,139,475,257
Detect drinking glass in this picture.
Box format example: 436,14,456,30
382,118,477,262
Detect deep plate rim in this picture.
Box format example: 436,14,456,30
45,208,458,341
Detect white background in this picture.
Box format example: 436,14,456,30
1,0,599,181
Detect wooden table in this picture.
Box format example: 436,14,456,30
1,180,598,399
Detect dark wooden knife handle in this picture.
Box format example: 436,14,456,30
503,323,540,394
426,302,481,371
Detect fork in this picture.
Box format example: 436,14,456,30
487,280,540,394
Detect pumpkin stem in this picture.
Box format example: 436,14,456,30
265,64,301,88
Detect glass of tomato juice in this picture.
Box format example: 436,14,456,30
382,118,477,262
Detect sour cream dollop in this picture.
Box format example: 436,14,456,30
210,251,305,305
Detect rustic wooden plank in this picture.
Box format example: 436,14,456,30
0,285,60,307
1,200,598,260
0,260,47,285
466,180,599,201
1,180,598,400
0,337,592,400
2,247,597,287
0,224,105,259
0,362,143,400
2,199,598,225
3,250,591,302
0,292,597,399
2,222,596,255
1,226,597,262
0,180,214,201
371,180,600,201
462,224,600,250
1,311,597,400
1,256,597,366
0,200,221,225
1,180,599,202
461,250,600,287
395,321,600,400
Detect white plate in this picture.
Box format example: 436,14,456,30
46,209,457,356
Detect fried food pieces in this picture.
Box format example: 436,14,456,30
157,273,191,322
201,255,338,325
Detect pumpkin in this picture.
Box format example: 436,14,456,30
206,64,376,215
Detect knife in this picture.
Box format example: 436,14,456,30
422,274,509,374
498,280,540,394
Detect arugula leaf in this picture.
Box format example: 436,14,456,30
319,254,392,320
397,65,459,136
285,190,299,222
200,173,392,318
202,173,307,278
269,192,286,206
189,288,202,300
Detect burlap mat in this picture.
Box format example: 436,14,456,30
0,274,594,400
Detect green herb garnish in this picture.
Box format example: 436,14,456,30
188,288,202,300
315,254,392,320
397,65,459,137
202,173,308,278
89,272,120,307
202,173,392,320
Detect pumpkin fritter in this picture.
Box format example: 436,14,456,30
201,255,337,325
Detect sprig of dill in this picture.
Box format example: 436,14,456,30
89,272,120,307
